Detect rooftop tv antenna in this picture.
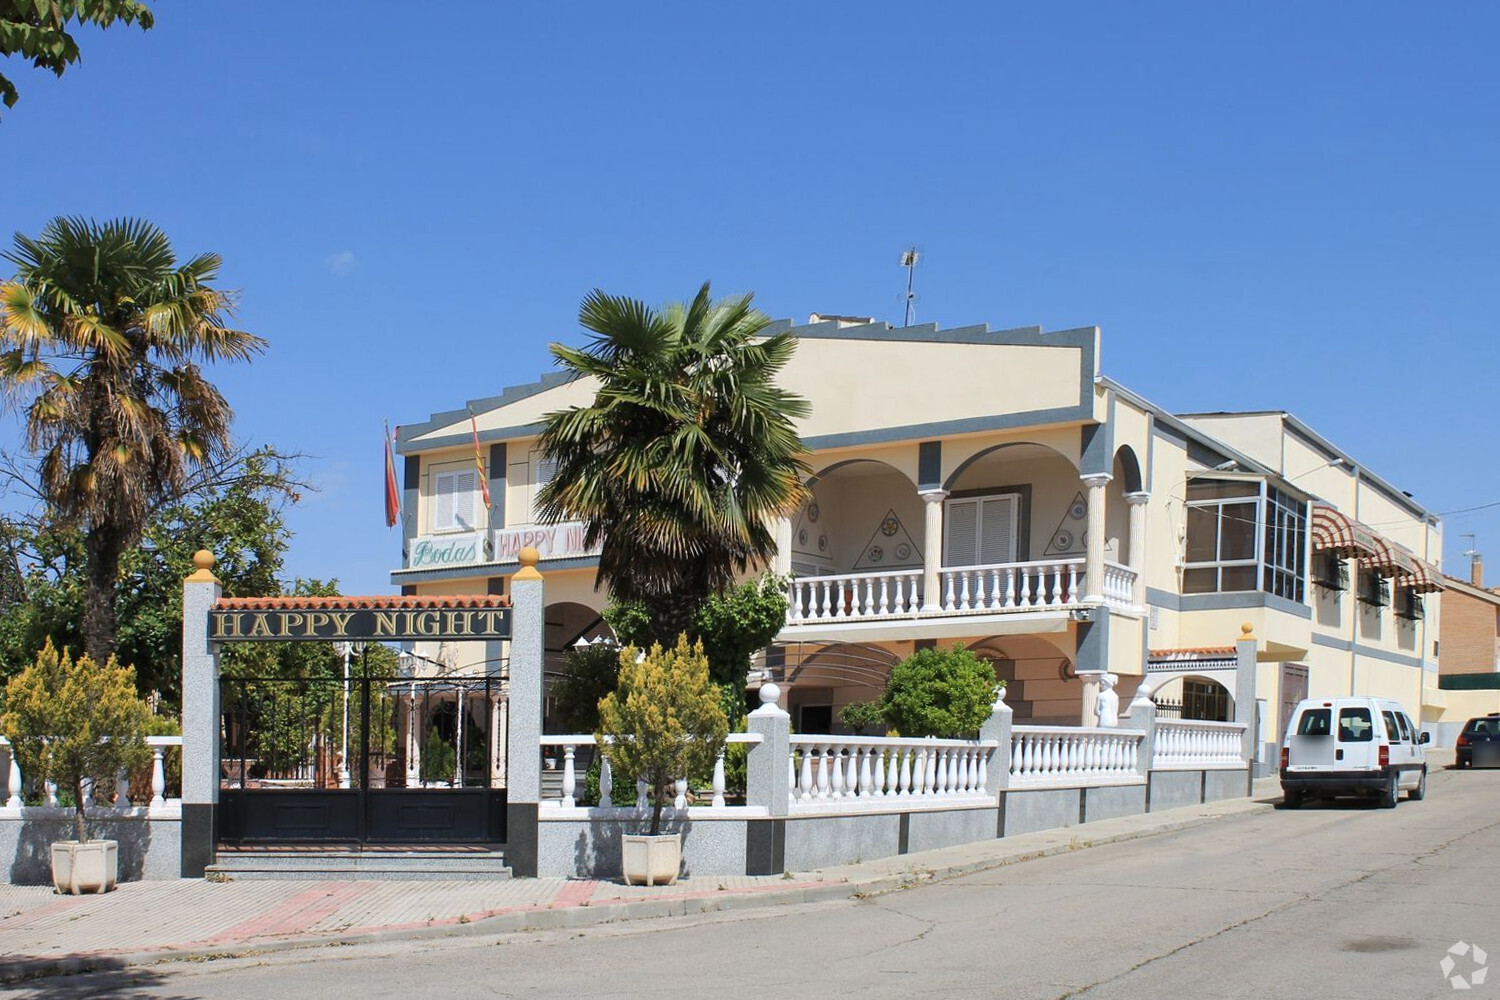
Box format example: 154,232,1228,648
1462,533,1479,572
900,247,920,327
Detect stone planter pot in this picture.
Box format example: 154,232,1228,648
621,833,681,886
51,840,119,894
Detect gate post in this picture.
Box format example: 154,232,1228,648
505,546,545,876
181,550,222,877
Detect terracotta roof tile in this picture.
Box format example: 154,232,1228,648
1148,646,1236,659
215,594,511,611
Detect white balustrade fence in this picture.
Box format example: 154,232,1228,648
785,558,1146,626
786,570,922,623
0,735,181,812
1009,726,1144,787
788,736,996,808
1101,560,1138,610
937,559,1083,613
540,734,762,810
1152,720,1247,770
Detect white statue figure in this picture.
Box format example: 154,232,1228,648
1095,672,1120,727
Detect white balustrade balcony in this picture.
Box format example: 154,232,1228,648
1101,560,1139,610
1151,720,1247,770
937,558,1083,613
784,557,1140,632
1009,726,1144,787
788,735,997,811
786,569,922,624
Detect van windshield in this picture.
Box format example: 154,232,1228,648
1296,709,1331,736
1338,708,1374,742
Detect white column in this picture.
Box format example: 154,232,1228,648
1081,474,1113,604
1126,491,1150,610
919,489,948,611
773,516,793,577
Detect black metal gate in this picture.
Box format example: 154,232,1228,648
217,672,506,845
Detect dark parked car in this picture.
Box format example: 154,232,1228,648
1456,714,1500,768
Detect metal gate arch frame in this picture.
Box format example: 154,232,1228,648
180,547,547,877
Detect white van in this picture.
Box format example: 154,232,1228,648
1279,697,1430,808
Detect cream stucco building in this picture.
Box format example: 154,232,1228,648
391,316,1466,768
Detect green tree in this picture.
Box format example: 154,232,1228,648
0,447,303,703
1,640,151,843
0,217,265,666
880,645,998,739
549,641,622,734
838,700,885,735
605,574,789,689
596,637,728,835
536,283,809,646
0,1,154,121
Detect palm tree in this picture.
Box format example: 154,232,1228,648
537,282,810,645
0,217,265,664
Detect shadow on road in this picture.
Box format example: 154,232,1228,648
0,961,196,1000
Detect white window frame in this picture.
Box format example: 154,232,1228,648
432,468,479,533
1183,480,1262,593
943,493,1020,567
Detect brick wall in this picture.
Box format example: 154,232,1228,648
1439,587,1500,674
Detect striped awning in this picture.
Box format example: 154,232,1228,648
1310,504,1379,558
1359,534,1411,579
1402,556,1446,594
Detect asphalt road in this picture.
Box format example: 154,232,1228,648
12,764,1500,1000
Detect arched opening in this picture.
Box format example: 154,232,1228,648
965,634,1078,724
794,460,920,578
1113,445,1143,494
1151,674,1234,722
783,642,901,734
945,442,1083,566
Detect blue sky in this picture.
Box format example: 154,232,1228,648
1,3,1496,593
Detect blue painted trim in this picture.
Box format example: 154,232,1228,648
1177,591,1313,620
1146,586,1180,611
918,441,942,491
1309,632,1425,668
398,421,548,455
1075,620,1109,675
401,456,419,559
399,321,1099,457
397,371,577,444
489,443,507,528
1080,423,1110,477
811,404,1094,457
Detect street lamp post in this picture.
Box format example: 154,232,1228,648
334,641,367,789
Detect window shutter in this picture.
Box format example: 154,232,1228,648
434,472,456,531
453,470,477,530
536,457,558,487
979,496,1018,565
945,499,979,566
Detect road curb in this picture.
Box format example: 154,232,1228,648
0,793,1277,982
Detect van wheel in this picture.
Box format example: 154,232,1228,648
1282,789,1303,809
1379,775,1400,809
1408,768,1427,801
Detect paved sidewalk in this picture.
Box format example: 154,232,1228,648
0,777,1282,979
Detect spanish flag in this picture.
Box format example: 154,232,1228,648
469,407,493,513
384,422,401,528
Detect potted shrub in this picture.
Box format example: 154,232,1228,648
596,636,727,885
1,641,151,893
